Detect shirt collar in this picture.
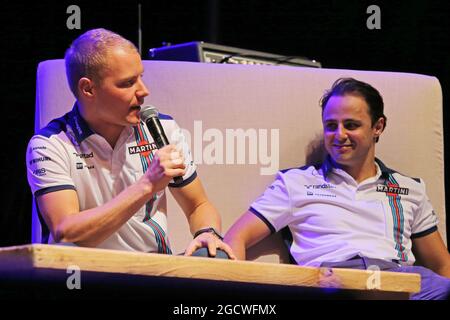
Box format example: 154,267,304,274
375,158,396,180
321,155,391,180
66,102,95,144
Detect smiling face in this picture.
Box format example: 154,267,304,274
322,94,384,175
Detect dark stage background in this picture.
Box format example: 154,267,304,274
0,1,449,247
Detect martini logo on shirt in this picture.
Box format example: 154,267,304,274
128,141,158,157
376,185,409,195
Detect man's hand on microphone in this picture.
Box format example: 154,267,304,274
141,144,185,193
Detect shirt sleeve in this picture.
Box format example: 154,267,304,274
164,119,197,188
411,178,439,238
249,171,292,233
26,135,75,196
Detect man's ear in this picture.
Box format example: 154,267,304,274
78,77,95,98
373,117,385,138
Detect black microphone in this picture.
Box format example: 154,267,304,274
139,105,183,184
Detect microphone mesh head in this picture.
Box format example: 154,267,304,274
139,105,159,122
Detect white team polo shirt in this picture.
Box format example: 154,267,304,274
26,104,196,253
250,157,438,267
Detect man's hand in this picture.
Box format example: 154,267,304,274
184,232,236,260
140,144,186,192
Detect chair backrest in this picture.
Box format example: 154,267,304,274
34,59,446,262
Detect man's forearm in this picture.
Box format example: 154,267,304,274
186,201,222,235
57,180,154,246
436,264,450,278
223,234,246,260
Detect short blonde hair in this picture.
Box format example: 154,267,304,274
65,28,138,97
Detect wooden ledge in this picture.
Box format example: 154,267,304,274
0,244,420,294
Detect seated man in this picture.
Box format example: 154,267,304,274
224,78,450,299
26,28,234,259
